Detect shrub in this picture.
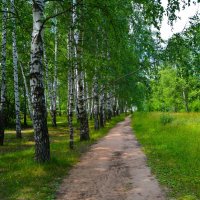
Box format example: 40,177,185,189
160,113,173,125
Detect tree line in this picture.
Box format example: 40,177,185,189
0,0,199,162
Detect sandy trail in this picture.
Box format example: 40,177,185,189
56,117,166,200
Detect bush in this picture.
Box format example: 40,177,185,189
160,113,173,125
190,100,200,112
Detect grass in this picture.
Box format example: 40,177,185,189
132,112,200,200
0,114,126,200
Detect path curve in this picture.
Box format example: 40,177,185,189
56,117,166,200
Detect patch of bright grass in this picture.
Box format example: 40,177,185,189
132,112,200,200
0,114,126,200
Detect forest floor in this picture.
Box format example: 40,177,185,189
56,117,165,200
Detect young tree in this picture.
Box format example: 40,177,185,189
0,0,7,146
93,74,99,130
20,63,33,120
67,5,74,149
50,15,58,127
11,0,22,138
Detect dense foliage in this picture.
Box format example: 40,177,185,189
0,0,199,159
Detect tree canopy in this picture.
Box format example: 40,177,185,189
0,0,200,161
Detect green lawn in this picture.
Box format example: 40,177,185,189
132,112,200,200
0,114,125,200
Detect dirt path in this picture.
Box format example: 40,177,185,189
56,117,166,200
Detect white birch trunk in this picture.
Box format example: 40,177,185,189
68,66,74,149
20,63,33,120
77,68,90,140
116,98,120,115
51,16,58,127
99,90,106,128
88,93,93,120
43,42,54,118
74,64,78,119
73,0,89,140
11,0,21,138
30,0,50,162
67,4,75,148
43,41,49,110
93,75,99,130
93,36,100,129
85,73,89,113
106,92,112,120
0,0,7,145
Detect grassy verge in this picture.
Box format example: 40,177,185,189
0,114,125,200
132,112,200,200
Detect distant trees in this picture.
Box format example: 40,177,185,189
146,28,200,112
150,67,185,111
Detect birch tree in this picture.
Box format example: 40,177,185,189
73,0,90,141
106,92,112,120
67,2,75,149
68,68,74,149
50,16,58,127
30,0,50,162
93,75,99,130
77,46,90,141
11,0,21,138
20,63,33,120
99,91,106,128
0,0,7,146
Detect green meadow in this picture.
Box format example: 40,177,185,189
132,112,200,200
0,115,125,200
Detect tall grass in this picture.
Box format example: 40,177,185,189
132,112,200,200
0,114,125,200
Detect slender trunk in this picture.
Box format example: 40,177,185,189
30,0,50,162
24,86,27,126
77,70,90,140
43,43,54,119
74,61,79,121
68,67,74,149
20,63,33,120
99,91,106,128
112,97,116,117
93,76,99,130
51,16,58,127
58,91,62,116
182,89,189,112
76,39,89,140
85,74,89,113
72,0,78,121
88,92,93,120
0,0,7,146
106,92,112,120
73,0,89,140
11,0,21,138
116,98,120,115
68,6,74,149
43,41,49,113
67,82,70,126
